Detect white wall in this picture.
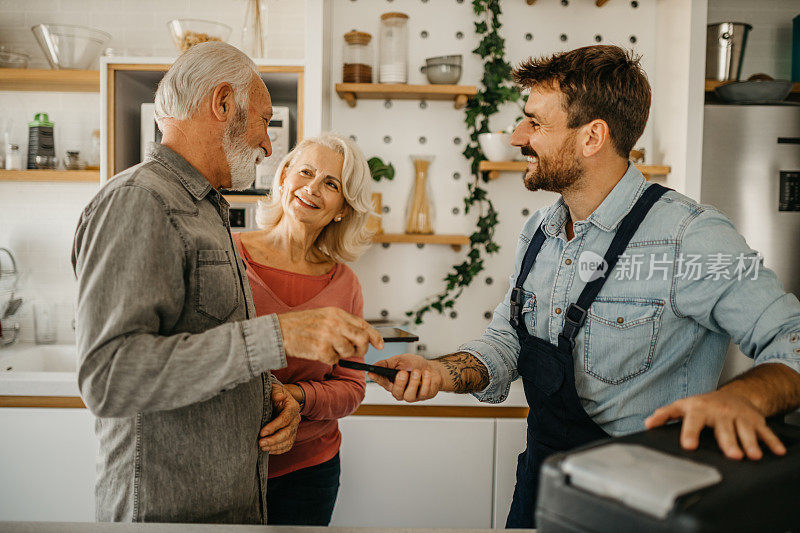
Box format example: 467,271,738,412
0,0,305,344
652,0,707,201
331,0,664,355
708,0,799,81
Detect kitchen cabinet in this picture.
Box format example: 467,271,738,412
0,397,527,525
0,408,97,522
492,418,527,529
333,415,496,528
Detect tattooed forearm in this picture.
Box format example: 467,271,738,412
436,352,490,393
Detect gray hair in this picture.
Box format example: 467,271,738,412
154,41,259,123
256,133,375,263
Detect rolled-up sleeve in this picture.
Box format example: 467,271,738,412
459,232,537,403
674,208,800,375
72,185,286,418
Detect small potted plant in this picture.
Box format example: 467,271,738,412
367,156,394,234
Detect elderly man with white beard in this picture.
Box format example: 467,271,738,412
71,42,383,524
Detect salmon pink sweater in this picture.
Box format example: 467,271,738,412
232,233,366,478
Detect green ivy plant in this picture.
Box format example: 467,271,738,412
368,156,395,182
407,0,522,325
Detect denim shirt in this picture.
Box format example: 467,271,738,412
460,163,800,437
72,144,287,522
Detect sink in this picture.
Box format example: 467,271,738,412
0,344,77,373
0,343,80,397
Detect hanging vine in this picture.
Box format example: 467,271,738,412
407,0,522,325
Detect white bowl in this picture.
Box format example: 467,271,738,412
478,132,517,162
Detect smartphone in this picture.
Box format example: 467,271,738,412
338,359,399,381
375,326,419,343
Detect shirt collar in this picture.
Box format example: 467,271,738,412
145,143,214,202
540,162,647,236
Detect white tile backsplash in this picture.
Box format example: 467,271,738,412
0,182,100,344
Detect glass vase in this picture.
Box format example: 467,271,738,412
405,155,435,235
242,0,268,58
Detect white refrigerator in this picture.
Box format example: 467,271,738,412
701,104,800,382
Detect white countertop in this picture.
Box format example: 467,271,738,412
2,524,534,533
0,342,527,408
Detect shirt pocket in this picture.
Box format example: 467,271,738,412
583,297,664,385
194,249,240,323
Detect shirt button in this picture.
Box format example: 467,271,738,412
790,334,799,343
555,308,562,314
565,259,572,265
617,317,624,324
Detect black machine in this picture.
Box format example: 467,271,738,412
536,417,800,532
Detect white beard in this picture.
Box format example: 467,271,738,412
223,108,264,191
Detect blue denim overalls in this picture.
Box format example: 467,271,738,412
506,183,669,528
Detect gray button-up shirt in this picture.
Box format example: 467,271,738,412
71,144,287,523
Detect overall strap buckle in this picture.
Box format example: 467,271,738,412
509,287,524,328
558,303,587,350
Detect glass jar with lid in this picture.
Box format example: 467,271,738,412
4,144,21,170
378,12,409,84
343,30,373,83
64,150,81,171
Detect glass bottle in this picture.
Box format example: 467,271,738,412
86,129,100,170
242,0,268,58
4,144,21,170
405,155,435,235
378,12,409,84
343,30,373,83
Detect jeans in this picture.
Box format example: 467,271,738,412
266,453,341,525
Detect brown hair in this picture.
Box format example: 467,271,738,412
513,45,650,159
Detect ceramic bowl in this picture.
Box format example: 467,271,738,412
478,132,517,162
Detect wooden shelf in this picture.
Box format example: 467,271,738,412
478,161,671,180
372,233,471,251
0,68,100,92
705,79,800,93
222,195,262,204
527,0,611,5
0,169,100,182
335,83,477,109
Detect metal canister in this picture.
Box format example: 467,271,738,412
27,113,55,169
706,22,753,82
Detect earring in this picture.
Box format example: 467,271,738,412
335,216,342,222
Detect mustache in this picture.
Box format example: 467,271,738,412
521,146,536,157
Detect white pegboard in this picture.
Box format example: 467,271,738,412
328,0,659,355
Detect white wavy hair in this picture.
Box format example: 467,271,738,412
256,133,375,263
154,41,259,124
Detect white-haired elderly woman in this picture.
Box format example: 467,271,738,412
233,132,374,526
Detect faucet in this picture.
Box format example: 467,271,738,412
0,247,21,347
0,320,20,347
